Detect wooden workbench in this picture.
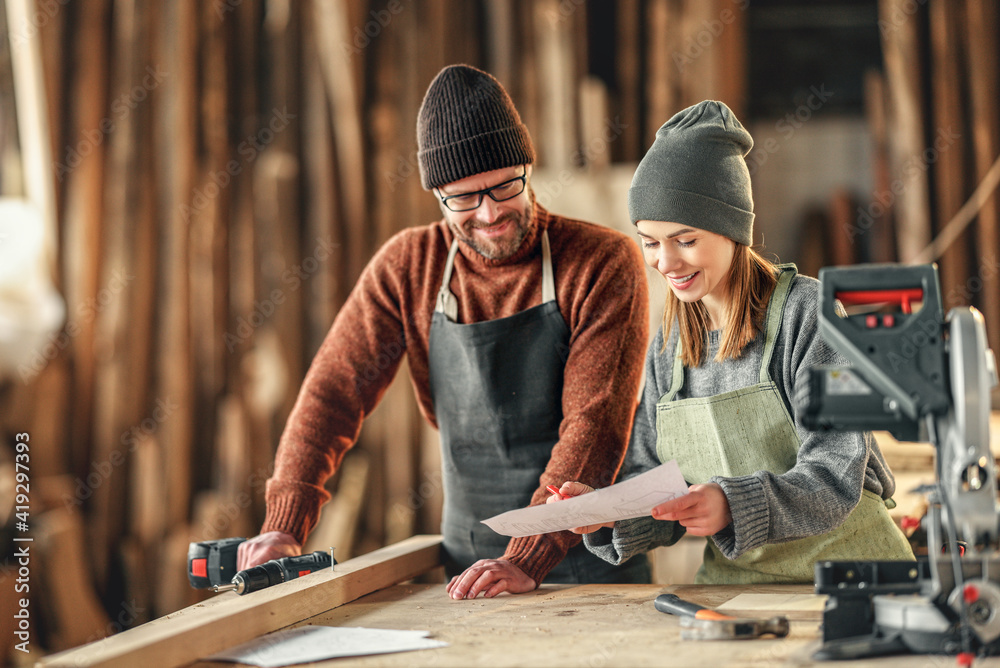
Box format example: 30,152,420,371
40,534,1000,667
190,582,926,668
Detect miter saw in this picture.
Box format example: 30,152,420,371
801,263,999,662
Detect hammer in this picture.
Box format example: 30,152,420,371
654,593,790,641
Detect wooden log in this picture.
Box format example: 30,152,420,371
38,535,443,668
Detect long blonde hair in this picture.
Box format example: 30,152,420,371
663,244,779,366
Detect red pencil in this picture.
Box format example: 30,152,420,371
546,484,567,500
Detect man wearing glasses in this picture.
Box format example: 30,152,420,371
239,64,651,597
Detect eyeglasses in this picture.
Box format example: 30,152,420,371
437,168,527,212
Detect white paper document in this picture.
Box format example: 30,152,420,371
482,460,689,537
205,625,448,667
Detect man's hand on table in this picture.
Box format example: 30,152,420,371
446,559,536,599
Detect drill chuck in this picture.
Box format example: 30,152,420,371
208,550,333,595
229,560,287,594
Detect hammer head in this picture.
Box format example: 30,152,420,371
680,615,790,640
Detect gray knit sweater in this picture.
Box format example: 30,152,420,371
584,273,897,563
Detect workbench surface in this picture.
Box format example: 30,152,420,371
192,583,1000,667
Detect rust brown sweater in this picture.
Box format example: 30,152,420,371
261,202,649,584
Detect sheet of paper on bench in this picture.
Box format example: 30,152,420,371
482,460,688,537
205,626,448,667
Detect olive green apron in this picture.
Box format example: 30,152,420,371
654,265,914,584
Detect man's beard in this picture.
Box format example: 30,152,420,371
454,206,533,260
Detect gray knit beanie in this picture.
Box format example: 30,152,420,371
628,100,754,246
417,64,535,190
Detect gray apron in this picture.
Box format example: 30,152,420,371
428,231,650,584
655,265,914,584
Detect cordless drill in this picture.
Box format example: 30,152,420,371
187,537,334,595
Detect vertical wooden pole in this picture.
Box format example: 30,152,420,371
964,0,1000,345
879,0,932,262
929,0,970,309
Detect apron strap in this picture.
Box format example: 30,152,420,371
662,263,799,399
757,263,798,384
435,231,555,321
435,239,461,320
541,230,555,304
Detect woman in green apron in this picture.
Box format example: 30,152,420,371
551,100,914,584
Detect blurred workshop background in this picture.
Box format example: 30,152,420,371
0,0,998,661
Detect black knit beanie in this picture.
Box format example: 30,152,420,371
628,100,755,246
417,64,535,190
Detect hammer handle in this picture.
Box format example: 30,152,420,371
655,594,735,621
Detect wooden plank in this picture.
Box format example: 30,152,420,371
615,0,643,162
34,505,113,651
879,0,931,262
534,0,576,170
300,18,341,354
645,0,674,143
964,0,1000,348
303,450,370,561
716,592,825,620
715,0,748,120
89,0,150,585
862,70,896,263
57,0,109,481
38,535,443,668
312,0,369,281
5,0,57,267
929,0,971,310
154,0,196,537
